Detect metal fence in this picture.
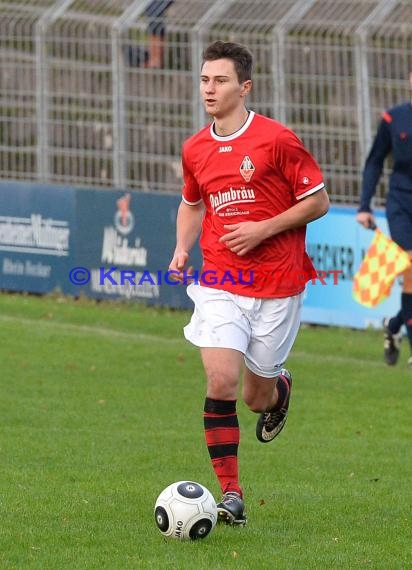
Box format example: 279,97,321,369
0,0,411,206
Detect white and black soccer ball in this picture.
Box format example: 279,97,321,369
154,481,217,540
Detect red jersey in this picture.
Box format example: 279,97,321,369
182,111,325,297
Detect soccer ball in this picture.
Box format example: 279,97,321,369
154,481,217,540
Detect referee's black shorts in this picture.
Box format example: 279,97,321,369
387,189,412,251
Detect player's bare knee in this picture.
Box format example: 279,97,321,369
206,371,238,400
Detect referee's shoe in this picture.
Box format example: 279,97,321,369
383,317,402,366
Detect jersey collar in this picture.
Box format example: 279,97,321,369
210,110,255,141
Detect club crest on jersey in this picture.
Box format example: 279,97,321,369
240,155,255,182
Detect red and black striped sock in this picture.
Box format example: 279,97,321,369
273,372,291,410
203,397,242,497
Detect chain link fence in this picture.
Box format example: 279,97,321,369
0,0,411,206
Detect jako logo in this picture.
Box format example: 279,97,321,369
174,520,184,538
219,145,232,153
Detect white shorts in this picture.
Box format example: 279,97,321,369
184,284,304,378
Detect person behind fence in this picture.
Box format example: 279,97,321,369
168,40,329,525
356,71,412,369
124,1,174,69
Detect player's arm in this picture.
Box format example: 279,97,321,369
220,188,329,256
169,144,204,275
259,187,329,235
169,200,204,274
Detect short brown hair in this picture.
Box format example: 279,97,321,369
202,41,253,83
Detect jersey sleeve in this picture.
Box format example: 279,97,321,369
181,144,202,205
359,114,392,213
274,129,325,200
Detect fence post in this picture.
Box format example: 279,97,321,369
35,0,75,181
112,0,151,189
354,0,399,165
271,0,317,123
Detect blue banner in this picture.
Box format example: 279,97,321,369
74,188,200,308
0,183,399,329
303,205,400,329
0,182,76,295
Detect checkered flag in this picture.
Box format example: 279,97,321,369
353,227,411,307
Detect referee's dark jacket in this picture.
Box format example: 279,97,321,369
359,102,412,214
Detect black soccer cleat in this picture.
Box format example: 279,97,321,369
256,369,292,443
383,317,402,366
216,492,247,526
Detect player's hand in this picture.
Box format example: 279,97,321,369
219,221,269,256
356,212,376,229
168,250,194,283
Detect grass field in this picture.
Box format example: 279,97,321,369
0,291,411,570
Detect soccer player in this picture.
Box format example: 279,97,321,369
356,71,412,368
168,41,329,525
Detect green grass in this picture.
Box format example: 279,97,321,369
0,292,411,569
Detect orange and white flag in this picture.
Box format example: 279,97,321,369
353,229,411,307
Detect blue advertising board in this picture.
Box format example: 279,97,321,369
0,182,76,295
303,205,400,329
74,188,200,309
0,182,400,329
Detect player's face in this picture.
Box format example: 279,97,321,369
200,59,251,119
